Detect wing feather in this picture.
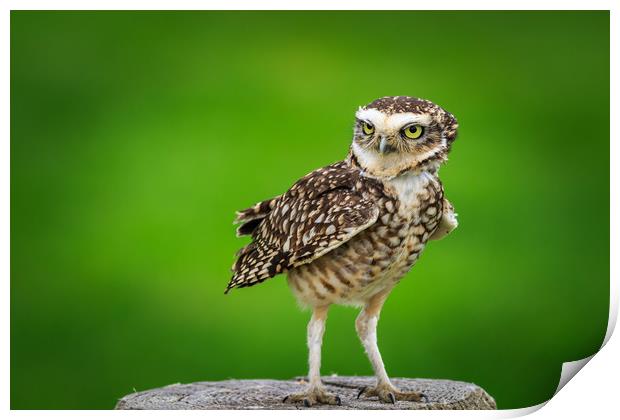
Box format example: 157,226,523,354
226,162,379,293
234,196,280,237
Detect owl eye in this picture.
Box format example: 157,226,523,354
362,121,375,135
402,124,424,139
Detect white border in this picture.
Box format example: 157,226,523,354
3,2,616,419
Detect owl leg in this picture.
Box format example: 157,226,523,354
355,291,427,404
283,305,341,407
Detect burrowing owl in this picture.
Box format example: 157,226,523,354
226,96,459,406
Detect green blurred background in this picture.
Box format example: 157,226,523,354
11,11,609,410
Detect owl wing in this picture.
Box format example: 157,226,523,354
234,195,281,237
429,198,458,241
226,161,379,293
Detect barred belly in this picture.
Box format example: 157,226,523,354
287,208,441,307
287,172,443,308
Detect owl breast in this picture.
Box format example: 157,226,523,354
287,171,443,307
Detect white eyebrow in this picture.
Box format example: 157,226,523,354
355,108,432,133
355,108,385,127
386,113,432,131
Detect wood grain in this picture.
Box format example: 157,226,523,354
115,376,497,410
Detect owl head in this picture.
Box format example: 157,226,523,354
350,96,458,179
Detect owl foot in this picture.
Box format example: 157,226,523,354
357,383,428,404
283,386,342,407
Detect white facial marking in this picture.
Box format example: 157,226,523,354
355,107,385,127
355,108,431,135
351,141,378,169
352,108,445,178
352,141,421,177
413,146,440,164
385,113,431,132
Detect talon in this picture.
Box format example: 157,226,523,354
282,395,289,403
357,386,367,399
303,398,311,408
388,392,396,404
335,396,342,406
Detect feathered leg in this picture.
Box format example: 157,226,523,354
283,305,341,407
355,291,427,404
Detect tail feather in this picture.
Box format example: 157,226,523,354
226,244,282,293
234,196,279,223
228,195,281,293
234,196,280,237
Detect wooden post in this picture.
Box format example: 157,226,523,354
116,376,496,410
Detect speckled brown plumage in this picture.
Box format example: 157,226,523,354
227,162,382,293
225,96,460,407
228,158,445,305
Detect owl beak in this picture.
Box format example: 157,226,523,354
379,136,395,155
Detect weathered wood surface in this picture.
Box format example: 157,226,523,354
115,375,496,410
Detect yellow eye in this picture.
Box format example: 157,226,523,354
362,121,375,135
403,124,424,139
